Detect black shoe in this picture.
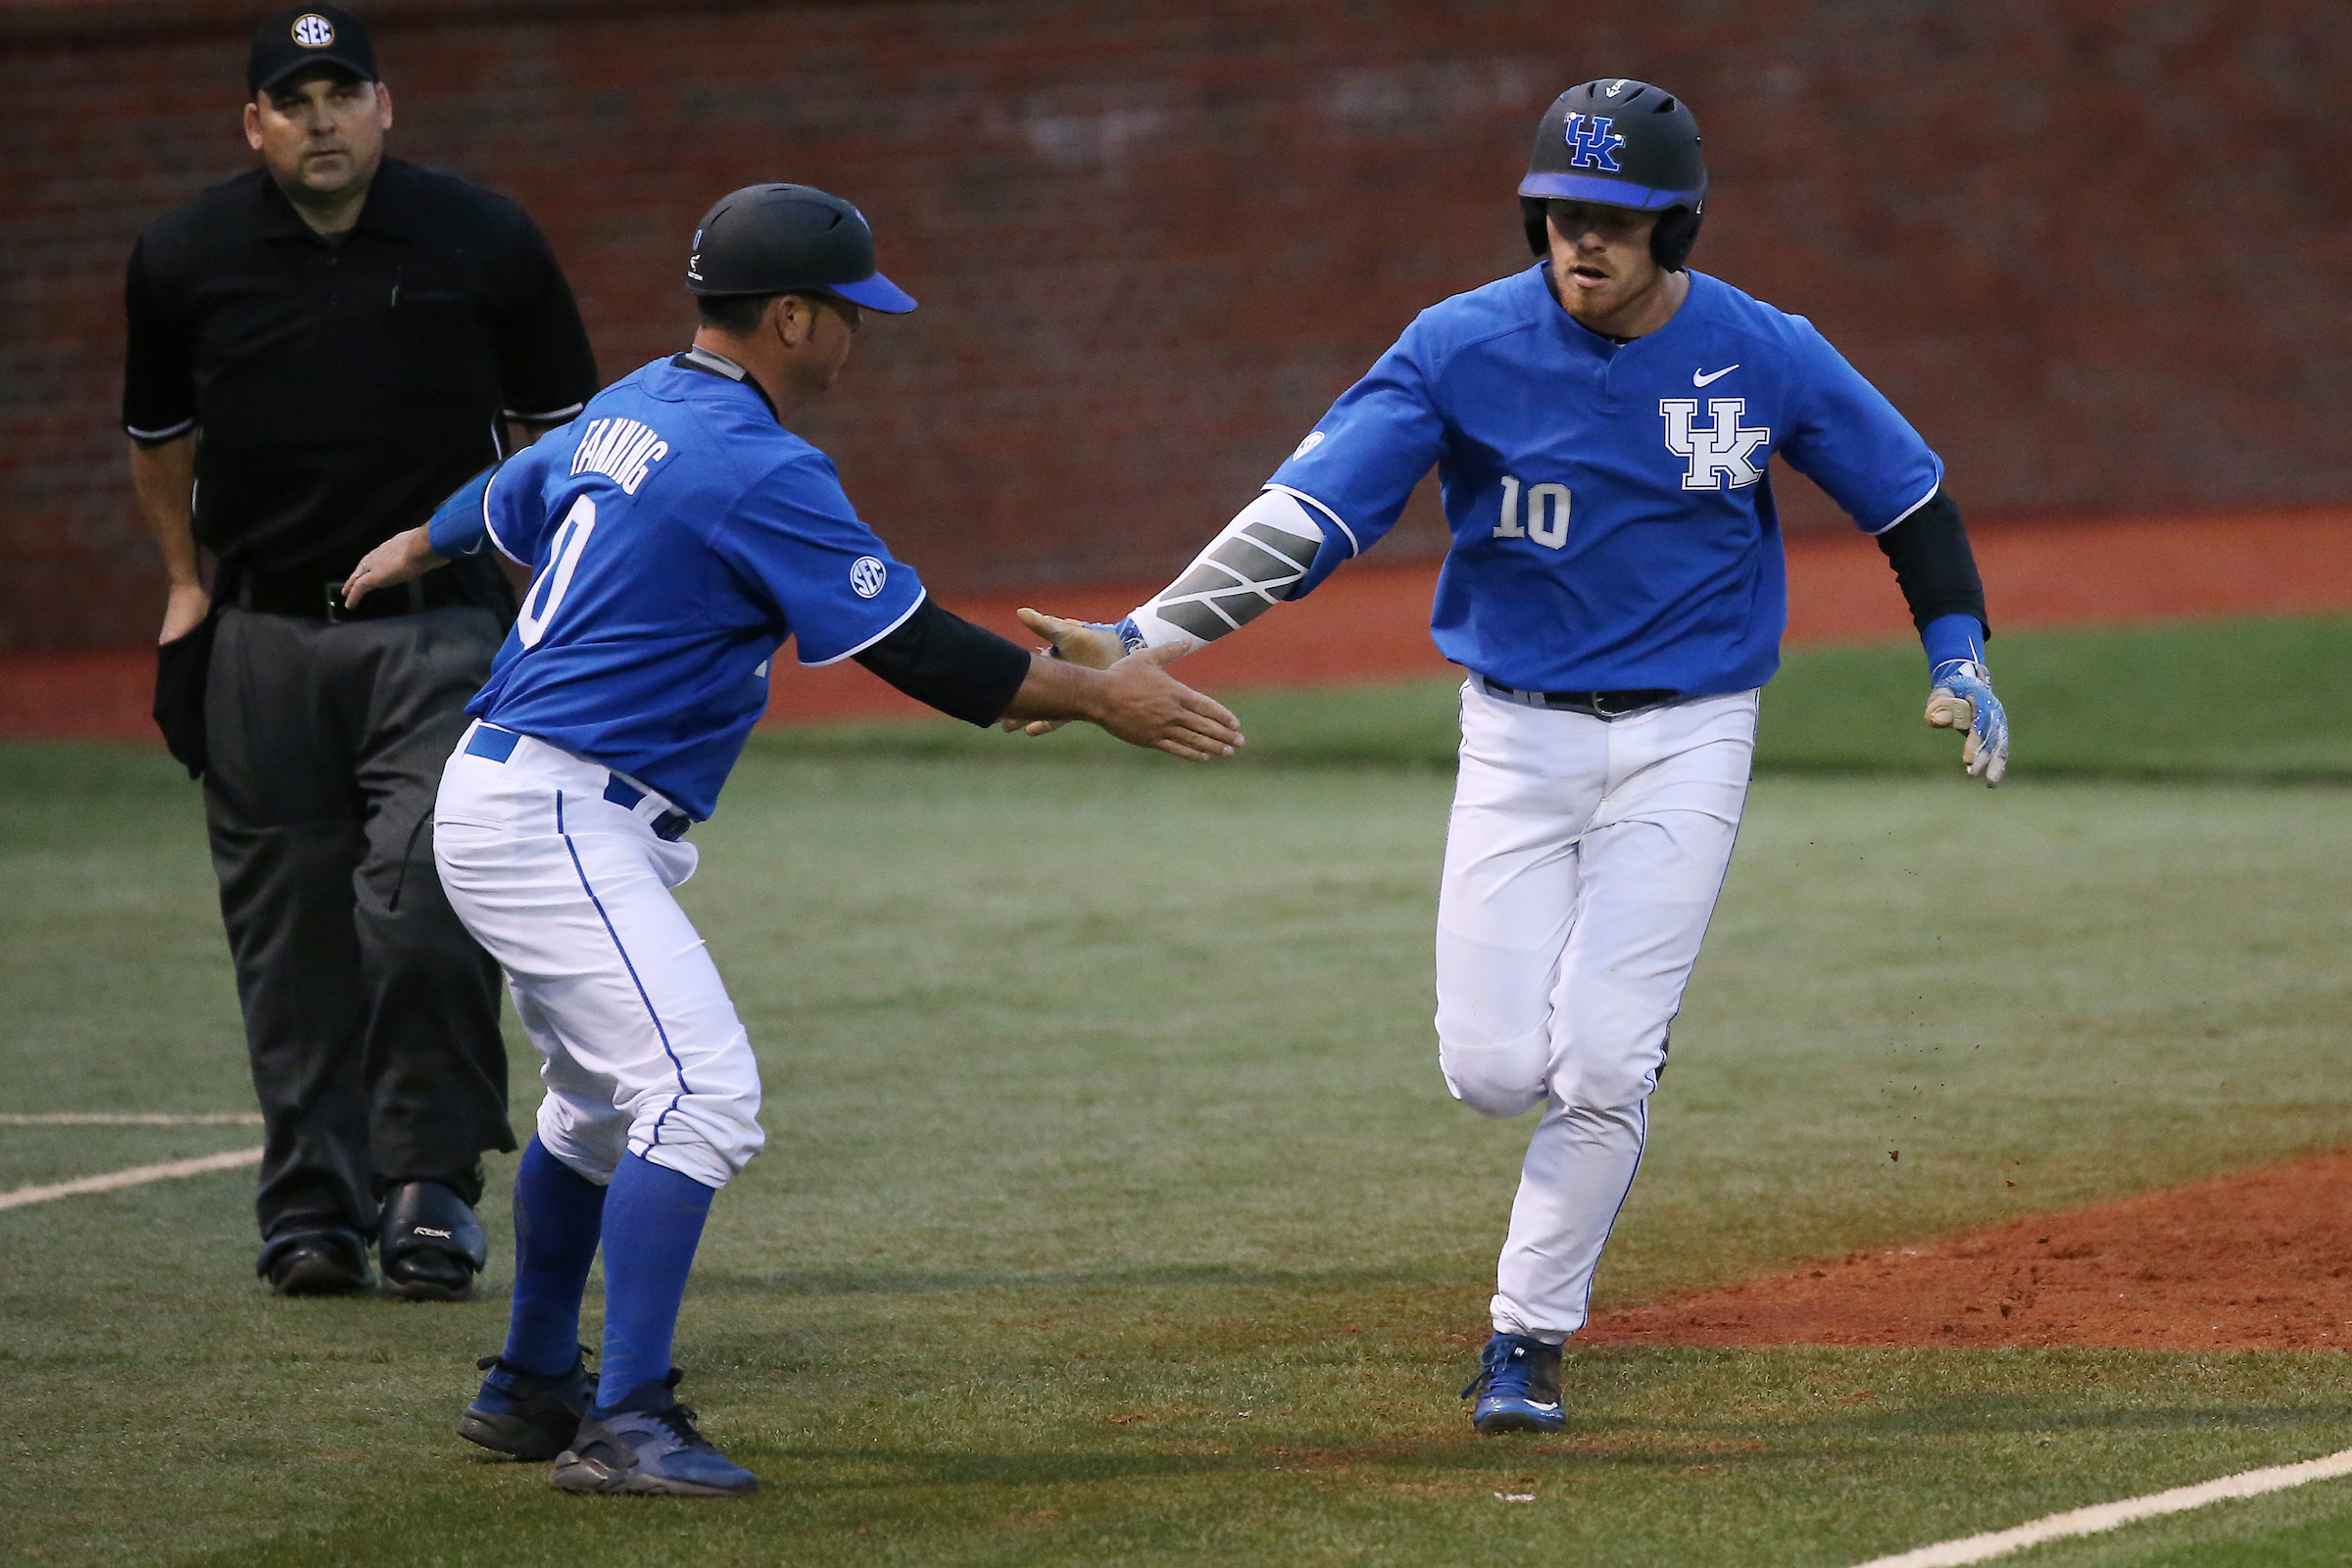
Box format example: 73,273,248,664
378,1181,489,1302
459,1349,599,1460
258,1228,373,1297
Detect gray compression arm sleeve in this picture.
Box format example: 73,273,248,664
1124,489,1327,648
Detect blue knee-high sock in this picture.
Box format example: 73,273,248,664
501,1139,609,1377
596,1152,716,1409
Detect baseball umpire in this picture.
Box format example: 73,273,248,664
122,6,600,1298
343,182,1242,1494
1021,78,2009,1432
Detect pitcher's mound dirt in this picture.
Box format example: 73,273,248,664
1584,1152,2352,1350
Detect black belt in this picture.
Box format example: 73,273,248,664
1476,676,1682,720
234,568,463,623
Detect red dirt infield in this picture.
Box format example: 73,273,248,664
1584,1152,2352,1351
5,505,2349,744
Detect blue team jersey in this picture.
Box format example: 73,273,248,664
1265,266,1941,694
459,356,926,818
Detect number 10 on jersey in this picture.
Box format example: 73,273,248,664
1493,476,1571,549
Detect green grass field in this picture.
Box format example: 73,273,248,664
5,617,2351,1567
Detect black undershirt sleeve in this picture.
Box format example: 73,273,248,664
1875,491,1991,636
852,598,1034,726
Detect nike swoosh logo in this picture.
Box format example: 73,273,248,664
1693,365,1739,387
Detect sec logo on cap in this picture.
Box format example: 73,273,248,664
849,557,888,599
292,13,335,46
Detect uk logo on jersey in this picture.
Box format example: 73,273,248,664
1659,398,1770,490
1562,114,1625,172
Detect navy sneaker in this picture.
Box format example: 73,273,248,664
1461,1332,1566,1434
458,1350,598,1461
549,1370,758,1497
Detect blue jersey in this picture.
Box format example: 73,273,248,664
445,355,925,818
1265,266,1941,694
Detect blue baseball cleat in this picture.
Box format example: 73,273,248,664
549,1370,759,1496
458,1349,598,1461
1462,1332,1567,1434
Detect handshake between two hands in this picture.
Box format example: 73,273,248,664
1013,609,1132,675
1013,608,1237,761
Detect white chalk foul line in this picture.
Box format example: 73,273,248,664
0,1147,263,1211
0,1112,262,1126
1851,1446,2352,1567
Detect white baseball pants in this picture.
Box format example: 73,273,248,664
1436,681,1756,1341
433,724,763,1191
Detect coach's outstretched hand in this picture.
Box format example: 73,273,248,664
1099,644,1243,760
1001,638,1241,761
1924,659,2009,787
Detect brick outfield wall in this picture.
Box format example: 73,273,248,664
4,0,2349,655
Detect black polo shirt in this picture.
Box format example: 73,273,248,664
122,158,599,586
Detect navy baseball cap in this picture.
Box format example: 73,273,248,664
249,6,378,95
686,185,917,314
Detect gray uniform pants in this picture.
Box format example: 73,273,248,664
203,604,515,1246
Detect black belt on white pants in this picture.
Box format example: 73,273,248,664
1474,676,1683,721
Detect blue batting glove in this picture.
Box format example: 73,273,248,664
1040,617,1145,659
1925,659,2009,787
1070,617,1145,654
1067,615,1138,653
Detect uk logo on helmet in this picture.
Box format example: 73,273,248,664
291,13,334,47
1563,114,1625,172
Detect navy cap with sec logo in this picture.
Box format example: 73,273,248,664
685,184,917,314
248,5,379,96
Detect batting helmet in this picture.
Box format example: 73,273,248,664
685,183,917,313
1518,79,1707,271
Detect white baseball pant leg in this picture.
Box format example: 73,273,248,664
433,725,763,1191
1435,682,1756,1341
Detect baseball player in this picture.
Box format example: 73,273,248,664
345,183,1242,1494
1022,79,2007,1434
